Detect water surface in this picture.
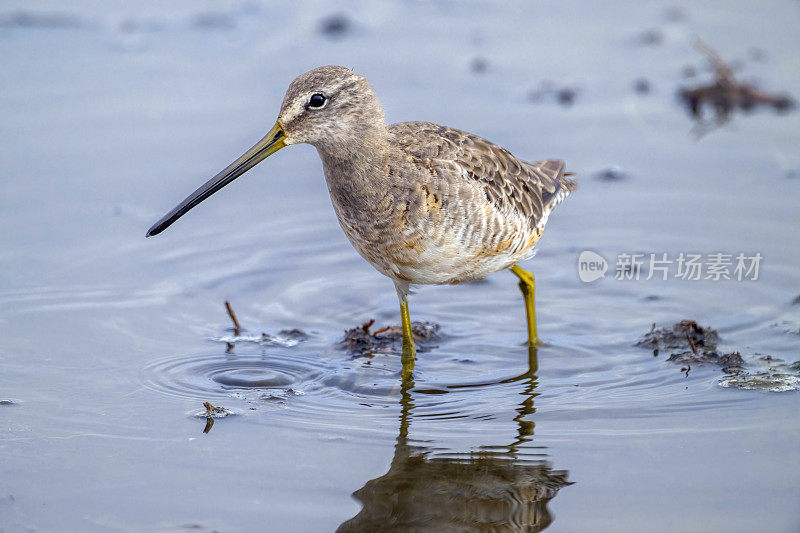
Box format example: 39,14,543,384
1,1,799,531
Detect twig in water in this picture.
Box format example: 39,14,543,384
224,301,241,336
685,331,699,357
203,402,216,434
649,322,659,356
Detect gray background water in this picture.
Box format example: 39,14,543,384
1,1,799,531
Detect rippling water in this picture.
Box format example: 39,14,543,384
1,0,799,531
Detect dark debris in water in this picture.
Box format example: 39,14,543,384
319,14,352,39
469,57,489,74
258,388,305,402
527,81,579,108
637,320,744,368
0,10,86,29
341,319,440,356
593,166,629,182
174,525,218,533
229,388,305,411
218,301,309,350
638,28,664,46
0,399,16,406
662,6,687,23
639,322,799,391
202,401,233,418
198,401,236,434
191,12,237,30
720,356,800,392
633,78,651,95
262,328,309,343
679,38,795,136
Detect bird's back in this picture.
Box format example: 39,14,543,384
388,121,577,230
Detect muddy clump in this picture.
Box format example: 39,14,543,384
720,356,800,392
637,320,744,368
341,319,440,356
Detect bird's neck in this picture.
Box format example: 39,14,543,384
316,128,391,206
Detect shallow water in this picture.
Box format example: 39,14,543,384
1,1,799,531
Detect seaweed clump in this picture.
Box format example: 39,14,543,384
720,356,800,392
639,321,800,391
341,319,440,356
679,38,795,136
637,320,744,369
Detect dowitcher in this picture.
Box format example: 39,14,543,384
147,65,577,378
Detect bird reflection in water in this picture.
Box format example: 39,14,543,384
338,347,572,532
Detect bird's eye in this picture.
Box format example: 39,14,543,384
308,93,326,108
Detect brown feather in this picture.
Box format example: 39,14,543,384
389,122,577,230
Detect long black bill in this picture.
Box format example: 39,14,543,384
146,122,287,237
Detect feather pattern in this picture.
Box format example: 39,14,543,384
320,121,578,284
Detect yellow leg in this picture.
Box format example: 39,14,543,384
510,264,542,346
398,293,417,381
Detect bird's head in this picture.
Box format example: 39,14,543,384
146,65,383,237
278,65,386,152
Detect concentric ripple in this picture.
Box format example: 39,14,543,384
140,331,773,433
141,352,330,400
140,345,418,425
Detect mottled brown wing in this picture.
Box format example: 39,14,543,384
390,122,577,228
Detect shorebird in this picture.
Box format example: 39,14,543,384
147,65,577,378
